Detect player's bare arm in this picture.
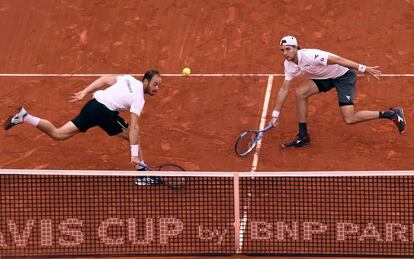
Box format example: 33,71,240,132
129,111,142,165
70,75,118,102
271,79,292,126
327,54,381,79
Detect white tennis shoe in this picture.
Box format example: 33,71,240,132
4,107,27,130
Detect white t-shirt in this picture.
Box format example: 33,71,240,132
93,75,145,116
284,49,349,80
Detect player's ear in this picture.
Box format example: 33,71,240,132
143,78,149,86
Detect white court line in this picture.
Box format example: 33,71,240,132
251,75,274,173
0,73,281,77
238,75,274,253
0,73,413,77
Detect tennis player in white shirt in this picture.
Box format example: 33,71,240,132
271,36,406,148
4,70,161,166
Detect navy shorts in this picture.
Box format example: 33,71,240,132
312,69,357,106
71,99,128,136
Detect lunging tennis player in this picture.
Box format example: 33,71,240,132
4,71,162,185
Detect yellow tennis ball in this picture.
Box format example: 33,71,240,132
182,67,191,76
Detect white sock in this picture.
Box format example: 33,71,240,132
23,114,40,126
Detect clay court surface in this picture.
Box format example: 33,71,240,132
0,0,413,258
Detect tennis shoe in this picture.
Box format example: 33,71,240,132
390,107,406,134
282,134,311,148
4,107,27,130
135,176,163,186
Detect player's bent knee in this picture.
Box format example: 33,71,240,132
50,130,73,141
50,133,68,141
295,88,306,99
342,116,355,125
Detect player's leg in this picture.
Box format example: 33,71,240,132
339,105,379,124
295,80,320,123
340,106,406,133
334,69,377,124
282,80,320,148
37,120,80,140
335,69,406,133
3,106,80,140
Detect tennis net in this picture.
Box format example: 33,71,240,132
0,170,413,257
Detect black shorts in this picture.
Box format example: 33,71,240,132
312,69,357,106
71,99,129,136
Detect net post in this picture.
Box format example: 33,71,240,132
233,172,241,253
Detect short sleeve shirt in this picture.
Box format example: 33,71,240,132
93,75,145,116
284,49,349,80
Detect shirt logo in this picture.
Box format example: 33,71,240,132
320,57,325,62
125,79,133,93
314,54,319,59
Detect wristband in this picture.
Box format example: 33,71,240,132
272,110,280,118
130,145,139,157
358,64,366,73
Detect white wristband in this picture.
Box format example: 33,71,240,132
358,64,366,73
130,145,139,157
272,110,280,118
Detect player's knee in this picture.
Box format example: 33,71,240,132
50,130,69,141
50,134,66,141
342,116,355,125
295,88,306,99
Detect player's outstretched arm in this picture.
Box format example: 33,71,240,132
271,79,292,127
327,54,381,79
129,112,143,165
70,75,118,102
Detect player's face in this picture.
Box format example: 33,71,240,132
280,45,297,61
145,75,162,96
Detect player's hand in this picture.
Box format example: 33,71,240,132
271,116,279,127
130,156,141,165
70,90,87,102
365,66,381,80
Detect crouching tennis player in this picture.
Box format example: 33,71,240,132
271,36,406,148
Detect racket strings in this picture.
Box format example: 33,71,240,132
235,131,258,156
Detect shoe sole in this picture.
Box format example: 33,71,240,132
281,142,311,149
392,107,406,134
3,106,24,130
3,115,14,130
399,108,406,134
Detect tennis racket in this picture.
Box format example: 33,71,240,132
235,124,274,156
137,163,187,190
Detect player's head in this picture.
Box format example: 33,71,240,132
279,36,299,61
143,70,161,96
